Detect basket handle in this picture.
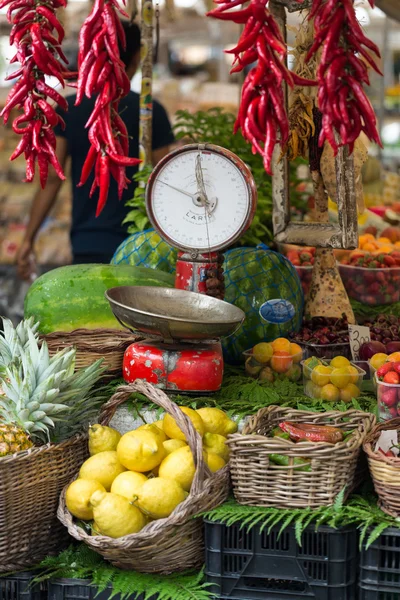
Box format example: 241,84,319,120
98,381,208,495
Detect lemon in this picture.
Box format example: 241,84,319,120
203,432,229,462
347,365,360,385
136,477,187,519
205,451,226,472
111,471,147,500
330,356,351,369
370,353,388,370
330,367,350,389
196,407,238,436
136,423,167,443
311,365,333,387
163,407,204,441
117,429,166,472
90,490,146,538
79,451,126,491
88,424,121,455
65,479,106,520
252,342,273,364
163,439,187,455
158,445,196,491
153,419,165,432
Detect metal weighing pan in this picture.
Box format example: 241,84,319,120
105,286,245,343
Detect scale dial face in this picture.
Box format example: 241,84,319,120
146,144,257,253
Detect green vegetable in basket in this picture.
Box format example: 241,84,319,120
271,427,291,440
268,454,311,471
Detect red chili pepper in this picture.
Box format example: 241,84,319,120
36,5,65,42
78,144,97,187
106,150,141,167
96,154,110,217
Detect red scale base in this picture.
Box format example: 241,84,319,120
123,339,224,393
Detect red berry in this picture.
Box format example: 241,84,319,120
383,371,400,384
380,388,398,407
377,363,394,378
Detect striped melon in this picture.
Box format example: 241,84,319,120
24,264,175,334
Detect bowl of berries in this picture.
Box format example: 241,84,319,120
289,315,351,360
376,361,400,421
339,251,400,306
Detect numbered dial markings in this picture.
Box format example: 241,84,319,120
148,149,253,252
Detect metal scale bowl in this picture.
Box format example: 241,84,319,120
106,286,245,393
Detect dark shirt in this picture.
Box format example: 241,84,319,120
55,92,174,261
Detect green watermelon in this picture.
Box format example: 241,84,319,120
111,230,177,273
24,264,175,334
222,247,303,364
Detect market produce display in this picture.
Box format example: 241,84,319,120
65,405,235,537
24,264,174,333
244,337,303,382
308,0,382,153
303,356,363,402
75,0,141,214
0,0,69,185
362,314,400,345
207,0,314,174
223,246,303,363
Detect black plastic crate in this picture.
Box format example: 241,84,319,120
359,583,400,600
48,579,156,600
0,572,45,600
360,526,400,595
205,518,358,599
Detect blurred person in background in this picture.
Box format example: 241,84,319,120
17,21,174,280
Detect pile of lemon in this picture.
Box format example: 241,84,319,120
303,356,362,402
65,407,237,538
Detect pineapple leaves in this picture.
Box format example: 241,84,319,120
0,319,107,446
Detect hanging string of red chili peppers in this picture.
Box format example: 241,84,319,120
0,0,68,186
207,0,315,175
75,0,141,216
307,0,382,154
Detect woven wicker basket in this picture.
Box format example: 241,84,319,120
364,418,400,518
0,433,88,572
228,405,375,509
58,381,230,573
42,329,142,378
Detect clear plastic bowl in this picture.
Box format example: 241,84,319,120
302,358,366,401
295,340,352,361
376,375,400,421
339,263,400,306
243,347,303,382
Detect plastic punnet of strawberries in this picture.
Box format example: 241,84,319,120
284,246,315,297
339,251,400,306
376,361,400,420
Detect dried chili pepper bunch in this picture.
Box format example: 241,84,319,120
207,0,314,175
76,0,141,216
307,0,382,154
0,0,68,186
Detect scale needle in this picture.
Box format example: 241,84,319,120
158,180,197,200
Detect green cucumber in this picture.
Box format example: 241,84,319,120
24,264,175,334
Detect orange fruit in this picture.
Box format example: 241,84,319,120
377,237,392,244
363,233,375,241
270,351,293,373
289,343,303,363
373,245,393,254
320,384,340,402
394,241,400,249
347,365,360,385
388,352,400,362
363,242,377,252
271,338,291,353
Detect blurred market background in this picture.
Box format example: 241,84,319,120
0,0,399,321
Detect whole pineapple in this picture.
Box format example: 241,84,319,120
0,318,106,456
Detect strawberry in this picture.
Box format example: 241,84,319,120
377,363,394,378
380,388,398,407
383,371,400,384
384,255,396,267
392,363,400,375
